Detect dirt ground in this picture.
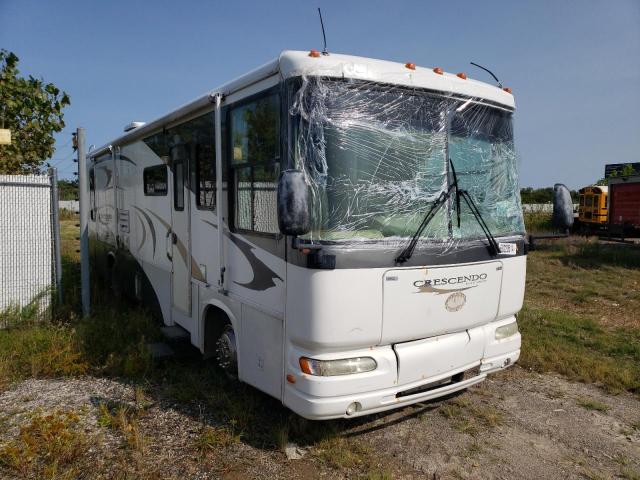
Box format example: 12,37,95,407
1,366,638,479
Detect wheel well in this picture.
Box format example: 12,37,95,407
106,252,116,269
203,306,232,357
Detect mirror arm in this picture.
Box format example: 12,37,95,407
291,236,322,251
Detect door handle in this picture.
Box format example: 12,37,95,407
166,230,173,261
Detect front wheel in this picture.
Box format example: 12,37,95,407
215,324,238,379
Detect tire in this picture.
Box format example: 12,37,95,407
215,324,238,379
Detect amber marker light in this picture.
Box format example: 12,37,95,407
309,49,321,58
503,87,513,94
433,67,444,75
456,72,467,80
286,374,296,384
405,62,416,70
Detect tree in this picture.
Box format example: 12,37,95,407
57,179,78,200
0,49,70,174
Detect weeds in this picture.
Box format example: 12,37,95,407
315,436,372,470
0,409,89,479
519,306,640,393
439,397,503,435
576,398,610,413
195,424,241,451
0,324,87,390
524,211,553,234
97,402,145,452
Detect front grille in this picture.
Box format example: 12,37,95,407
395,365,481,398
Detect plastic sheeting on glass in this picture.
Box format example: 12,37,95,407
288,76,524,251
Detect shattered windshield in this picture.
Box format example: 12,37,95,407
289,77,524,247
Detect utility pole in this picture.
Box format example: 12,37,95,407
76,128,90,316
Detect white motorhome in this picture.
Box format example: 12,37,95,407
86,50,526,420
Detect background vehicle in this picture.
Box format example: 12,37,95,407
85,50,525,419
608,175,640,235
576,185,608,231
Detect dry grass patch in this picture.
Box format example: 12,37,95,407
0,324,88,391
576,398,610,413
439,397,503,435
0,409,89,479
315,436,373,469
195,424,241,451
97,401,146,452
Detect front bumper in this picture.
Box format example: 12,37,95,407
284,349,519,420
283,316,521,420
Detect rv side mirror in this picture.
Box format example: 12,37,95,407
277,170,310,237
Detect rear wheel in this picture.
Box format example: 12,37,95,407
215,324,238,379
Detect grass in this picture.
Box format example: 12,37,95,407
315,436,373,469
439,397,503,436
520,236,640,394
519,307,640,393
195,424,241,451
97,401,146,452
576,398,610,413
524,211,554,234
0,324,87,390
0,409,89,479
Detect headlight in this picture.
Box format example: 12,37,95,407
299,356,377,376
495,321,519,340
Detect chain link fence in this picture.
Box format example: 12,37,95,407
0,169,62,327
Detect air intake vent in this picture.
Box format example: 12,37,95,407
124,121,145,132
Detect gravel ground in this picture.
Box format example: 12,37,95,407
0,367,638,479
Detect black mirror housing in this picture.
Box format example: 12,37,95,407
277,170,310,236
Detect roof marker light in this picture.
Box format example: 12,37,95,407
405,62,416,70
456,72,467,80
433,67,444,75
309,49,321,58
503,87,513,94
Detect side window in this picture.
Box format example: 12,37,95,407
195,143,216,210
229,92,280,234
143,165,168,196
89,167,96,221
173,159,185,210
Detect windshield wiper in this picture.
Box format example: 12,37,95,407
449,159,500,256
395,182,457,264
395,159,499,264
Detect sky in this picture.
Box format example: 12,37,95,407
1,0,639,188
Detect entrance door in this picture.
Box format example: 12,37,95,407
169,143,191,315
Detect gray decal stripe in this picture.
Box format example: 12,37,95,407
415,284,475,295
201,219,217,229
119,155,136,166
135,211,146,251
144,209,205,281
226,233,283,291
145,209,171,231
201,217,281,291
132,206,156,258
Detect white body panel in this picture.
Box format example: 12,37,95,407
382,262,503,344
86,50,525,420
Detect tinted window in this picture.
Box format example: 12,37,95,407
143,114,216,208
195,143,216,210
230,92,280,234
173,160,185,210
143,165,168,196
231,93,279,165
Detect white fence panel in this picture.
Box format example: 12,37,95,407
59,200,79,213
0,173,60,325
